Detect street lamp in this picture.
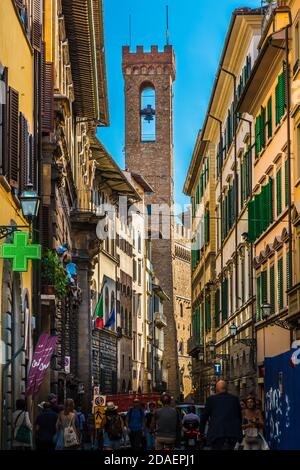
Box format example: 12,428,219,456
261,303,271,320
19,184,40,222
230,323,237,338
187,362,192,372
208,341,215,354
198,352,204,362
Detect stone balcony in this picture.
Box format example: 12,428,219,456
187,336,204,357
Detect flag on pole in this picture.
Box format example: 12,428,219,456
105,307,115,329
94,290,104,329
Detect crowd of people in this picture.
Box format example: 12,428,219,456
11,381,268,451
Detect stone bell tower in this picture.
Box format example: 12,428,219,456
122,45,180,398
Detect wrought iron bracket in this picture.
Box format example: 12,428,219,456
234,338,256,348
268,319,293,330
0,226,29,240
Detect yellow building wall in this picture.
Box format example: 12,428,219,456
0,0,34,131
0,0,34,431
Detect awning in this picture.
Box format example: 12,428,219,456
236,29,285,114
89,135,140,200
62,0,109,125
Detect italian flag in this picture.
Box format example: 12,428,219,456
94,291,104,329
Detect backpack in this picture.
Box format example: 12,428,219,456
107,415,123,441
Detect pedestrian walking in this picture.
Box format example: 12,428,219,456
75,406,86,448
199,380,243,450
12,399,33,450
145,402,156,450
154,393,181,450
55,398,79,450
242,396,265,450
48,393,60,414
102,402,124,450
35,402,58,450
126,398,145,450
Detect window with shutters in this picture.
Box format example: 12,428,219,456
278,258,284,311
8,87,19,187
222,278,228,322
261,270,268,306
270,265,275,314
285,159,289,208
204,208,210,244
215,289,220,328
276,168,282,216
275,70,286,125
200,303,205,344
205,295,211,333
295,22,300,68
267,97,273,139
248,178,273,243
286,252,291,292
241,255,245,304
32,0,42,50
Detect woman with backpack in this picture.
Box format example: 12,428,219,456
12,399,33,450
103,402,124,450
55,398,79,450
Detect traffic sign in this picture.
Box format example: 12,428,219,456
214,363,222,376
93,386,100,396
94,395,106,408
94,405,105,429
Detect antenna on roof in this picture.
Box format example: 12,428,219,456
129,14,132,47
166,5,169,45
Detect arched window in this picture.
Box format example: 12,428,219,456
180,303,183,318
141,84,156,142
105,287,109,323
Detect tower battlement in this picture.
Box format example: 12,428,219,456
122,45,176,80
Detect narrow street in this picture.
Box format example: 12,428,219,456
0,0,300,457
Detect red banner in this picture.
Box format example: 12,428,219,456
26,332,57,397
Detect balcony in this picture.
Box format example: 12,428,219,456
154,311,167,328
287,283,300,321
187,336,204,357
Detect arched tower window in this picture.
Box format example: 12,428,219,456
140,84,156,142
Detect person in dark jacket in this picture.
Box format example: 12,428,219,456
35,402,58,450
199,380,243,450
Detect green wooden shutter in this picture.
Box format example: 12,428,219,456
206,295,211,332
278,258,283,311
200,304,204,344
270,265,275,314
278,71,285,121
275,82,279,125
222,279,228,321
286,253,291,291
255,116,261,157
267,96,273,139
260,106,266,149
248,199,255,243
205,210,210,244
276,168,282,216
215,289,220,328
261,270,268,304
285,159,289,208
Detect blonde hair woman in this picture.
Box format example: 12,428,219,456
55,399,78,450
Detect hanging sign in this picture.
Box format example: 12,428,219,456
26,333,57,397
1,231,41,272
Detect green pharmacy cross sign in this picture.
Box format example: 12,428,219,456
1,231,41,272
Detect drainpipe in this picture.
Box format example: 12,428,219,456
285,25,293,292
220,68,238,318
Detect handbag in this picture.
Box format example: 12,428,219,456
245,426,259,444
15,411,31,445
64,418,78,448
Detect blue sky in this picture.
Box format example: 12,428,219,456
98,0,262,208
